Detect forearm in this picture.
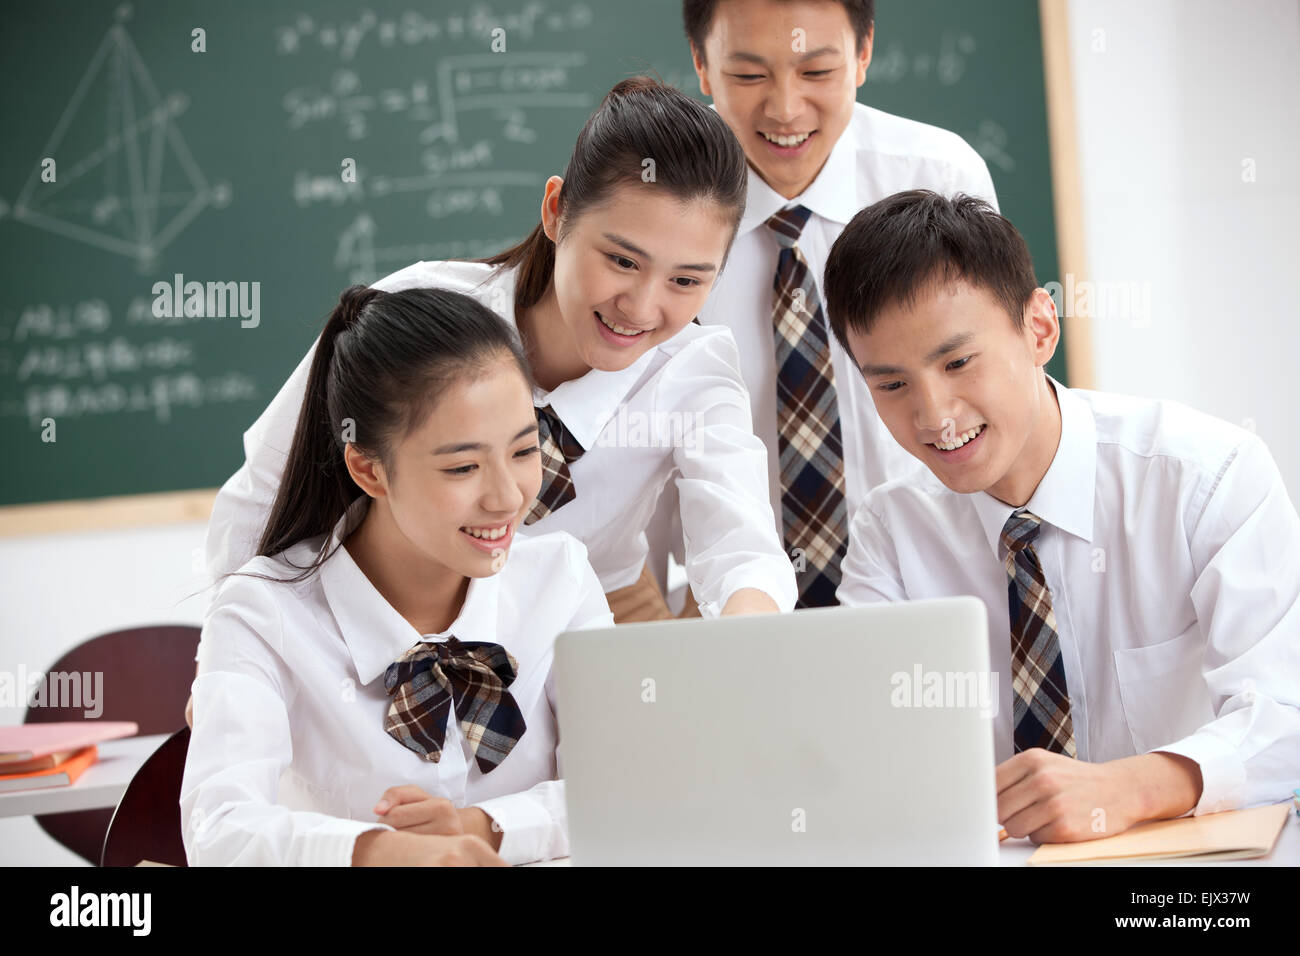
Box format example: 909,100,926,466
1127,752,1204,822
351,828,430,866
721,587,780,616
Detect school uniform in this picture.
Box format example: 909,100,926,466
838,378,1300,814
690,101,1000,606
204,259,796,618
181,495,614,866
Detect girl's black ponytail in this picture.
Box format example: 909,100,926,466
245,285,531,584
255,285,376,573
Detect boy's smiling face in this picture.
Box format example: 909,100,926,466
692,0,872,200
845,279,1063,506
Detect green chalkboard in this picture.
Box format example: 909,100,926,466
0,0,1062,507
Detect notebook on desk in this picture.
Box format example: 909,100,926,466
1027,802,1291,865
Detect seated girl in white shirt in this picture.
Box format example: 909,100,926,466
181,285,615,866
202,76,797,628
823,189,1300,843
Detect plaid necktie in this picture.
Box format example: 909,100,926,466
525,404,584,525
1002,510,1077,756
383,636,527,774
766,204,848,608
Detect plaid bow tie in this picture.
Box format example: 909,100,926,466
766,204,848,608
525,404,585,524
1003,510,1077,757
383,637,527,774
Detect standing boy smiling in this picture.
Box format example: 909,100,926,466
826,190,1300,842
682,0,998,607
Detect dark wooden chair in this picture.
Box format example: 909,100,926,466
23,624,200,865
101,727,190,867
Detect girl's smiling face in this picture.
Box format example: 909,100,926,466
346,354,542,579
541,178,735,373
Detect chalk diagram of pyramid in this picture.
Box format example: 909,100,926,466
8,21,229,269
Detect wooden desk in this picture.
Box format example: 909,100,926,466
0,733,168,818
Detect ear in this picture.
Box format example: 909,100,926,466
854,24,874,86
1023,288,1061,369
690,42,714,97
540,175,564,243
344,442,389,499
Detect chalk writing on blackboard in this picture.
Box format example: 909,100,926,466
0,297,257,427
334,213,520,285
969,119,1015,173
273,5,596,62
866,32,976,86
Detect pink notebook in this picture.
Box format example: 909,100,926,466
0,722,138,762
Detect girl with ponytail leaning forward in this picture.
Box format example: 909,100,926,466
204,77,797,625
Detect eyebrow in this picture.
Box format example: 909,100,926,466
725,46,843,67
859,333,976,378
602,233,717,273
432,423,538,456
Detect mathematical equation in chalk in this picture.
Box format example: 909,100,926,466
282,53,591,142
273,4,595,62
8,371,258,426
0,298,259,426
867,33,977,86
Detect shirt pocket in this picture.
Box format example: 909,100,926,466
1112,627,1214,754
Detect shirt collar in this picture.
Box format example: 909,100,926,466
318,496,501,685
970,376,1097,558
734,106,862,238
490,261,656,451
536,343,658,451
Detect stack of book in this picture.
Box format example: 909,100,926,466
0,722,138,793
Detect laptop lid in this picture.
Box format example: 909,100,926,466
554,596,998,865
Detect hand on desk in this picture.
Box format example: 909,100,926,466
352,785,508,866
997,749,1204,843
351,829,507,866
373,784,503,851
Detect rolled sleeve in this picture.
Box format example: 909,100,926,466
662,331,797,615
837,498,908,606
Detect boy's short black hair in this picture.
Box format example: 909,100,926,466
683,0,875,63
823,190,1039,353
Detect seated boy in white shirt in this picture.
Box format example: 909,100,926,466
822,189,1300,842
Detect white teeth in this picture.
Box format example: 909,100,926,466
762,131,811,147
462,525,507,540
597,311,646,336
933,425,984,452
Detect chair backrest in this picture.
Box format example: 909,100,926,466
101,727,191,867
24,624,200,731
23,624,200,865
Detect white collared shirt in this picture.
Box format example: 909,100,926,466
181,496,615,866
838,379,1300,815
204,259,795,615
698,101,999,521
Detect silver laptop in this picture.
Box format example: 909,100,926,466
554,596,998,865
